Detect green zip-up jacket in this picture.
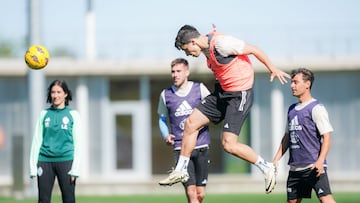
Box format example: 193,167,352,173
29,106,82,178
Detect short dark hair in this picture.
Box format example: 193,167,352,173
174,25,201,50
46,79,73,106
170,58,189,68
291,68,315,89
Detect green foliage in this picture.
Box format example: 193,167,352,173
51,47,76,58
0,39,76,58
0,41,15,57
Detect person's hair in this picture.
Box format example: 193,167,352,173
174,25,201,50
170,58,189,68
46,79,73,106
291,68,315,89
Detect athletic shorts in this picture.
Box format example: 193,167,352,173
174,147,210,187
287,168,333,200
196,83,253,135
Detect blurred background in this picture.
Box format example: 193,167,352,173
0,0,359,198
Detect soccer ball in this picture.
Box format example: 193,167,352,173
24,45,50,70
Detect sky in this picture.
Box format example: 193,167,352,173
1,0,360,60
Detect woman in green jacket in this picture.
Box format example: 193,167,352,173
30,79,82,203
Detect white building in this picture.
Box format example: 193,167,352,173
0,56,359,196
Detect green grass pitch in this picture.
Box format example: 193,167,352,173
0,192,359,203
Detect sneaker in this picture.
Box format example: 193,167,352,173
264,163,277,194
159,170,189,186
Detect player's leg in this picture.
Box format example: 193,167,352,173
185,185,199,203
288,198,302,203
287,169,313,203
313,169,336,203
221,131,276,193
185,147,208,203
177,92,218,171
221,89,255,161
181,109,210,158
182,150,199,203
159,93,218,186
319,195,336,203
37,161,56,203
194,147,209,203
222,89,276,193
55,160,75,203
195,186,206,203
222,131,258,162
159,110,209,186
185,184,206,203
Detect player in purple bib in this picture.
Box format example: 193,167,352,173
273,68,336,203
157,58,211,203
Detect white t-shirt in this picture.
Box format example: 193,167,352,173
214,35,245,57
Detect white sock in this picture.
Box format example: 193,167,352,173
174,155,190,172
254,156,272,174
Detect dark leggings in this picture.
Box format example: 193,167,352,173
37,160,75,203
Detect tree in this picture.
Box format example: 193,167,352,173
0,41,15,57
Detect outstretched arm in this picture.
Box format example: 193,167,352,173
243,43,291,84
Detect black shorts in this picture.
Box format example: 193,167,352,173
196,83,253,135
174,147,210,187
287,168,333,200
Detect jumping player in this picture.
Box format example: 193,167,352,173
159,24,290,194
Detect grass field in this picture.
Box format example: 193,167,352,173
0,192,359,203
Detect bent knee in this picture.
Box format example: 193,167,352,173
222,135,238,154
197,191,205,201
222,142,237,154
319,195,336,203
186,188,197,200
184,116,203,133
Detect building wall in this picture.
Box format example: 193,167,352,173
0,69,359,186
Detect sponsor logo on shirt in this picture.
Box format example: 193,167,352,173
175,101,193,117
61,116,70,130
289,116,301,149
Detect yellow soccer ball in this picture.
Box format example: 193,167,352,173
24,45,50,70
